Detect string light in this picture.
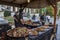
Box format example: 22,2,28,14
27,0,30,3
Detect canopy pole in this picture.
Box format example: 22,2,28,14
47,0,57,31
50,0,57,32
51,4,57,32
50,4,57,40
53,5,57,32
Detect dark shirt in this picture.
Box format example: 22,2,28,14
40,15,45,21
19,12,23,19
14,15,21,27
14,15,19,23
40,15,46,25
32,15,36,20
14,14,24,27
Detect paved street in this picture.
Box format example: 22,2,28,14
56,19,60,40
51,18,60,40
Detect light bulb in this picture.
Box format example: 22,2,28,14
27,0,30,3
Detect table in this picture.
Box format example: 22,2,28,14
6,36,26,40
6,26,54,40
28,27,54,40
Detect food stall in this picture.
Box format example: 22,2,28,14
0,0,59,40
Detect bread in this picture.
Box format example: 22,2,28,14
7,27,29,37
29,30,38,35
35,27,44,32
41,26,49,29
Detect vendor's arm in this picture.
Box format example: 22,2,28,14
20,19,24,24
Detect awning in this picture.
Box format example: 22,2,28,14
0,0,60,8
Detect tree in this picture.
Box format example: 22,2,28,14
59,10,60,16
4,11,11,17
27,8,30,18
46,6,53,16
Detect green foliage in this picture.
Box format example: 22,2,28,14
27,13,30,18
39,8,46,15
59,10,60,16
36,9,39,13
4,11,11,17
39,9,42,15
5,16,14,23
46,6,53,16
27,8,30,18
57,2,60,8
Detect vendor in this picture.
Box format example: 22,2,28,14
19,8,24,26
13,11,24,28
13,11,20,27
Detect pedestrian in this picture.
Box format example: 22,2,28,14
40,14,45,25
32,14,36,20
46,15,50,22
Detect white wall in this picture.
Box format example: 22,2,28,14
0,5,2,11
0,11,4,17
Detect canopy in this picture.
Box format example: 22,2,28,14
0,0,60,8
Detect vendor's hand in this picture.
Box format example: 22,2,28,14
20,19,24,24
13,16,18,22
14,18,18,22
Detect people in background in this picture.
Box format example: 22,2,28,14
31,14,40,24
40,14,46,25
46,15,50,22
32,14,36,20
